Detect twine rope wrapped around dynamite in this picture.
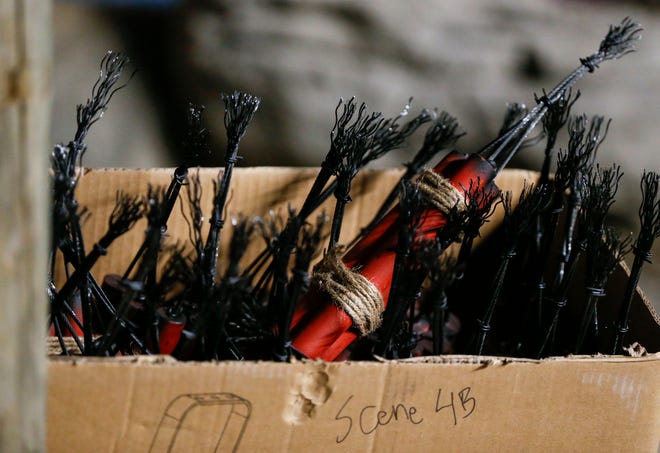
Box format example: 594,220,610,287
310,170,466,336
415,169,467,214
312,251,384,335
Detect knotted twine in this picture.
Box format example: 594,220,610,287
415,168,466,215
312,250,384,336
311,168,466,337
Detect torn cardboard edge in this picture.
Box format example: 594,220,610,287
618,259,659,323
47,349,660,453
47,351,660,367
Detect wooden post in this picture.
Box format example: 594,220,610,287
0,0,51,451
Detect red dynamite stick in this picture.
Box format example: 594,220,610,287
159,317,185,355
289,151,469,331
48,304,84,337
291,154,499,361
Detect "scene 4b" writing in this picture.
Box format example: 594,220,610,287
334,386,476,443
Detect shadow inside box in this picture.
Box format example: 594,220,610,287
446,223,659,358
633,244,660,312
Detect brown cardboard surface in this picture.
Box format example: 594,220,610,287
48,167,660,452
48,355,659,453
56,167,537,285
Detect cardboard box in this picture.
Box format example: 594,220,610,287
48,167,660,452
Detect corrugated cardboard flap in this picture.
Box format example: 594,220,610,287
48,354,660,452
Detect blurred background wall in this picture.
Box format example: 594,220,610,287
51,0,659,306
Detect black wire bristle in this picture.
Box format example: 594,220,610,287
50,145,77,251
454,179,500,277
433,202,468,250
582,164,623,237
426,111,463,148
474,183,548,355
539,89,580,184
181,171,205,260
613,171,660,353
524,115,607,346
554,116,611,272
50,147,88,254
222,91,261,153
321,97,363,174
556,177,587,279
576,226,632,352
418,243,459,355
182,103,211,165
291,214,329,295
138,185,169,275
499,102,545,153
108,192,145,238
414,111,464,167
226,215,256,279
334,100,383,160
265,208,300,303
309,100,435,217
540,90,579,150
594,17,642,65
334,102,384,171
362,99,432,163
636,171,660,249
323,99,416,251
377,180,429,358
501,182,552,266
397,179,428,239
585,226,632,298
276,213,328,361
255,97,373,298
251,209,292,294
255,210,291,255
498,103,528,137
165,176,223,360
530,89,580,259
158,254,198,342
462,179,501,237
555,115,609,190
331,99,360,150
152,244,194,313
74,51,132,148
50,144,72,184
327,139,366,251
